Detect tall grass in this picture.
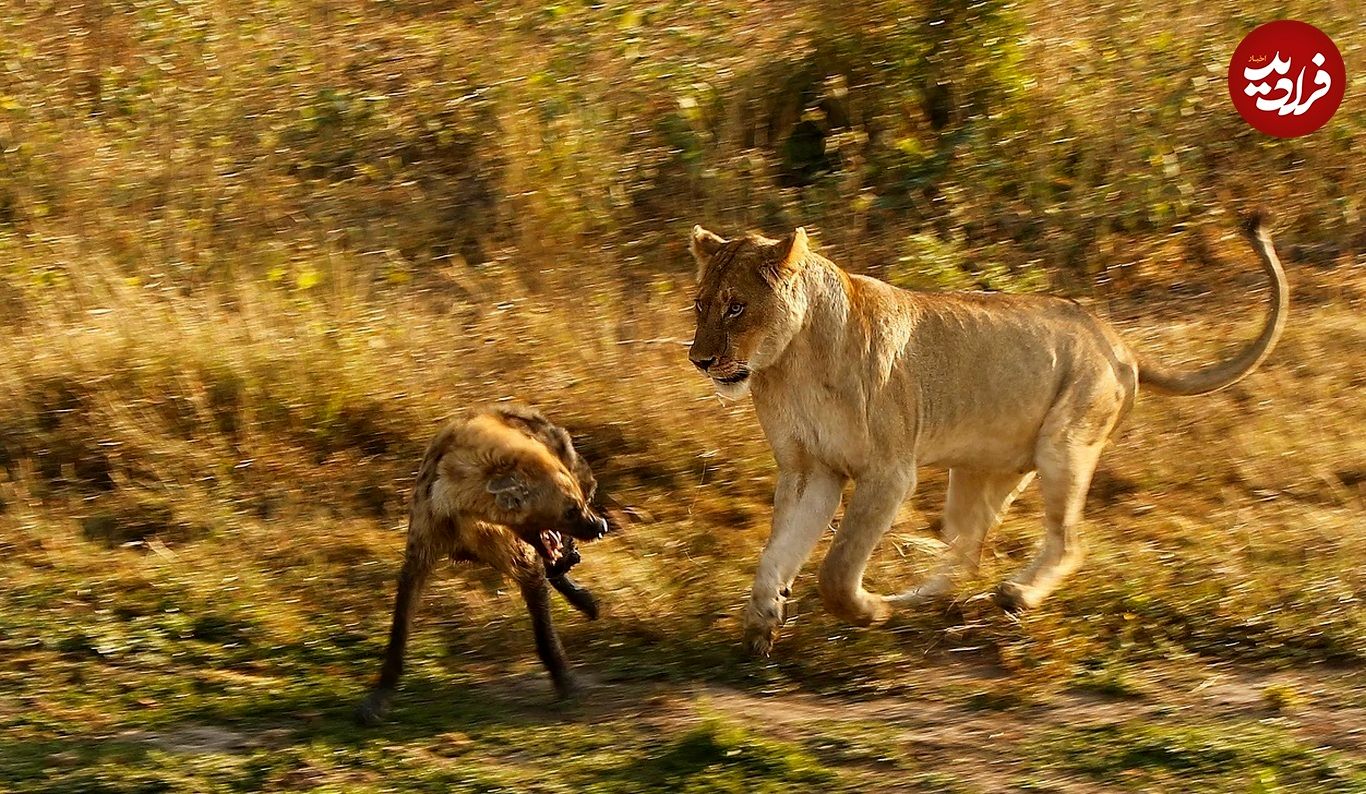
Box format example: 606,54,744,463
0,3,1363,790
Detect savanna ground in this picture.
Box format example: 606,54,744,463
1,1,1364,791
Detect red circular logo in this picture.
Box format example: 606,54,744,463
1228,20,1345,138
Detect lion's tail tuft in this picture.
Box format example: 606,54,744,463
1137,212,1288,397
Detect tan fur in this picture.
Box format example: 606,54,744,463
688,219,1287,655
357,405,608,723
418,411,587,578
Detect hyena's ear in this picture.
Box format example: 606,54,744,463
486,473,530,512
762,227,809,284
689,225,726,276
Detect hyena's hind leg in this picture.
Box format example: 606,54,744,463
888,469,1034,607
357,546,438,726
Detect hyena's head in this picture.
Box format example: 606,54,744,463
484,453,609,563
688,225,810,400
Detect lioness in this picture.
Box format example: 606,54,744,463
687,217,1286,655
357,405,610,724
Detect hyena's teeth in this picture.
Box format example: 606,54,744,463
540,529,564,561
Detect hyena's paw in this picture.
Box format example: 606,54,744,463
553,672,583,701
569,588,599,621
355,689,393,727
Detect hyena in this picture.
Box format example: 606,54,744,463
356,405,610,725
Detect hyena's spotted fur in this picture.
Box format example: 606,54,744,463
357,405,608,725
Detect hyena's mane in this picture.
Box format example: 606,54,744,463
488,405,596,502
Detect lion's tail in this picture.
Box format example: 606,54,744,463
1137,213,1289,397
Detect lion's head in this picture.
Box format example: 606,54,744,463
688,225,809,399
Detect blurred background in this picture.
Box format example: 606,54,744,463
0,1,1362,791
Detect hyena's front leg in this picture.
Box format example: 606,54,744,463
745,465,846,656
357,548,436,726
543,540,599,619
548,573,599,620
520,573,577,698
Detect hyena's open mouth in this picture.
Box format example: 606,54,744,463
538,529,566,562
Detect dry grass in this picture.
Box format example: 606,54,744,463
1,1,1364,791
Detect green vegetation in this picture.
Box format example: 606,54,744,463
0,0,1362,790
1039,720,1366,792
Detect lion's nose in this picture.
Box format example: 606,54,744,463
691,354,716,372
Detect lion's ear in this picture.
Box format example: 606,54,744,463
689,225,726,275
763,227,809,284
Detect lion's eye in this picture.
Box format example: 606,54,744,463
726,302,745,318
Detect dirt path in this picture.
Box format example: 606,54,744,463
123,663,1364,792
569,666,1364,791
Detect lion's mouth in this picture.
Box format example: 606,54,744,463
714,369,750,385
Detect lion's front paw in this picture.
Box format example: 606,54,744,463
743,596,785,657
744,621,780,658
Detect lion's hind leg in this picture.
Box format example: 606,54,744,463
889,469,1033,607
995,430,1110,613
